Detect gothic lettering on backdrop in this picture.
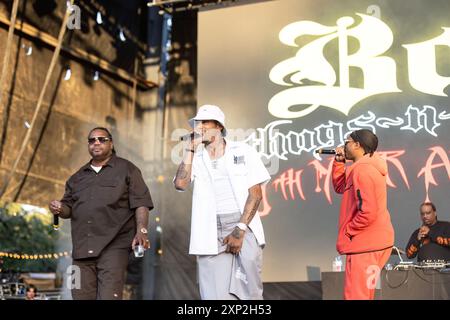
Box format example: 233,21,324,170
254,13,449,217
268,13,450,119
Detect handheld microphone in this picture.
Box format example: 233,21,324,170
53,214,59,231
179,132,201,141
315,148,336,154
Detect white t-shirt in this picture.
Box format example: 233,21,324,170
186,139,271,255
208,155,240,215
90,165,102,173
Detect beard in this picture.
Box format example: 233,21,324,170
344,148,355,161
202,134,218,146
89,148,112,160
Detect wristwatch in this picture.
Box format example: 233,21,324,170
236,223,248,231
140,227,148,234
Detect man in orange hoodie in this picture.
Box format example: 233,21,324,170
332,129,394,300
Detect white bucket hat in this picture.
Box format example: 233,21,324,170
188,104,227,136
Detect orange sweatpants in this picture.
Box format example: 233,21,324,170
344,247,391,300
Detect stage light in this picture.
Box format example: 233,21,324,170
21,44,32,56
64,66,72,80
66,0,75,13
96,11,103,24
93,70,100,81
156,226,163,233
119,28,126,42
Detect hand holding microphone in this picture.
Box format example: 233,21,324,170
316,147,346,163
315,149,336,154
49,200,62,230
418,225,430,241
180,131,203,154
179,131,201,141
334,146,346,163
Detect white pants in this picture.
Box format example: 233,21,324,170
197,212,263,300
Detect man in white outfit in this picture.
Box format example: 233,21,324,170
174,105,270,299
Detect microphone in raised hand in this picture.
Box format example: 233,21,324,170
179,132,201,141
315,148,336,154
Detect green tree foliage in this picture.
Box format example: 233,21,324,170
0,203,61,272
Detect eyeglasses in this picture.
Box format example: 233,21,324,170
88,137,111,144
344,139,355,145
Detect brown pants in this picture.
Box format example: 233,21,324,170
71,247,130,300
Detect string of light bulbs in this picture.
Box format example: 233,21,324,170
0,251,71,260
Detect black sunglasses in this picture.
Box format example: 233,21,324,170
88,137,111,144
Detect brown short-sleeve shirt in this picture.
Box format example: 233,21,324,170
61,155,154,259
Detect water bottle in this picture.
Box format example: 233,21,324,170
332,256,343,272
133,245,144,258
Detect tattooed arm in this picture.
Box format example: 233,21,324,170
240,184,263,225
173,140,197,191
174,160,193,191
224,184,263,254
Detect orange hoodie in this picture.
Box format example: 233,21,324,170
332,153,394,254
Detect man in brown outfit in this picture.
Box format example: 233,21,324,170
49,127,153,300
